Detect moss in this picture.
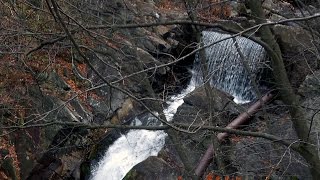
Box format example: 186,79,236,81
0,149,9,157
80,161,91,180
123,169,139,180
1,157,17,180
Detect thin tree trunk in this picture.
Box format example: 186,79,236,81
246,0,320,179
185,0,227,175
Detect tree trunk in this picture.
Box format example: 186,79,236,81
246,0,320,179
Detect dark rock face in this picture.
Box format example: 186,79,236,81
231,111,312,179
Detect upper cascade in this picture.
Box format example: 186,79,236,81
193,31,267,103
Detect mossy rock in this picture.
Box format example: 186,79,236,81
0,156,17,180
80,161,92,180
0,149,9,156
123,169,139,180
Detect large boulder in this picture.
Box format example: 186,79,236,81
273,25,317,54
299,70,320,137
271,25,319,88
231,111,311,179
124,156,180,180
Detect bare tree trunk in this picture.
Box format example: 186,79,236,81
246,0,320,179
185,0,227,175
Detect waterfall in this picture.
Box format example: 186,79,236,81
90,31,266,180
193,31,267,103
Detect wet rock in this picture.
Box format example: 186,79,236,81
183,86,234,112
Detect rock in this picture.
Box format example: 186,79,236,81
88,87,127,123
60,151,83,179
47,71,70,91
136,47,167,75
131,27,172,53
147,35,172,52
26,159,63,180
273,25,316,54
272,24,318,89
111,98,137,124
168,86,239,172
154,25,171,37
299,70,320,96
231,112,311,179
0,149,17,180
232,137,311,179
183,86,237,114
124,156,180,180
69,99,92,123
263,0,294,14
299,70,320,137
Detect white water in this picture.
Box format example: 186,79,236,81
90,129,167,180
90,81,196,180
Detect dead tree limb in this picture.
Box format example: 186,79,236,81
194,92,273,177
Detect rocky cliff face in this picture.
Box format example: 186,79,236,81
0,0,194,179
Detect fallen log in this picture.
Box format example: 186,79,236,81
194,92,273,177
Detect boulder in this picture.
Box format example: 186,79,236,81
299,70,320,136
124,156,180,180
231,111,311,179
183,86,234,112
273,25,316,54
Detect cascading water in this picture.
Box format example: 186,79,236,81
90,81,196,180
193,31,267,103
90,31,266,180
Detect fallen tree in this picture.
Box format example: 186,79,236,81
194,92,274,177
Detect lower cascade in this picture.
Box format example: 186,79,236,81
90,81,196,180
90,31,267,180
90,129,167,180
